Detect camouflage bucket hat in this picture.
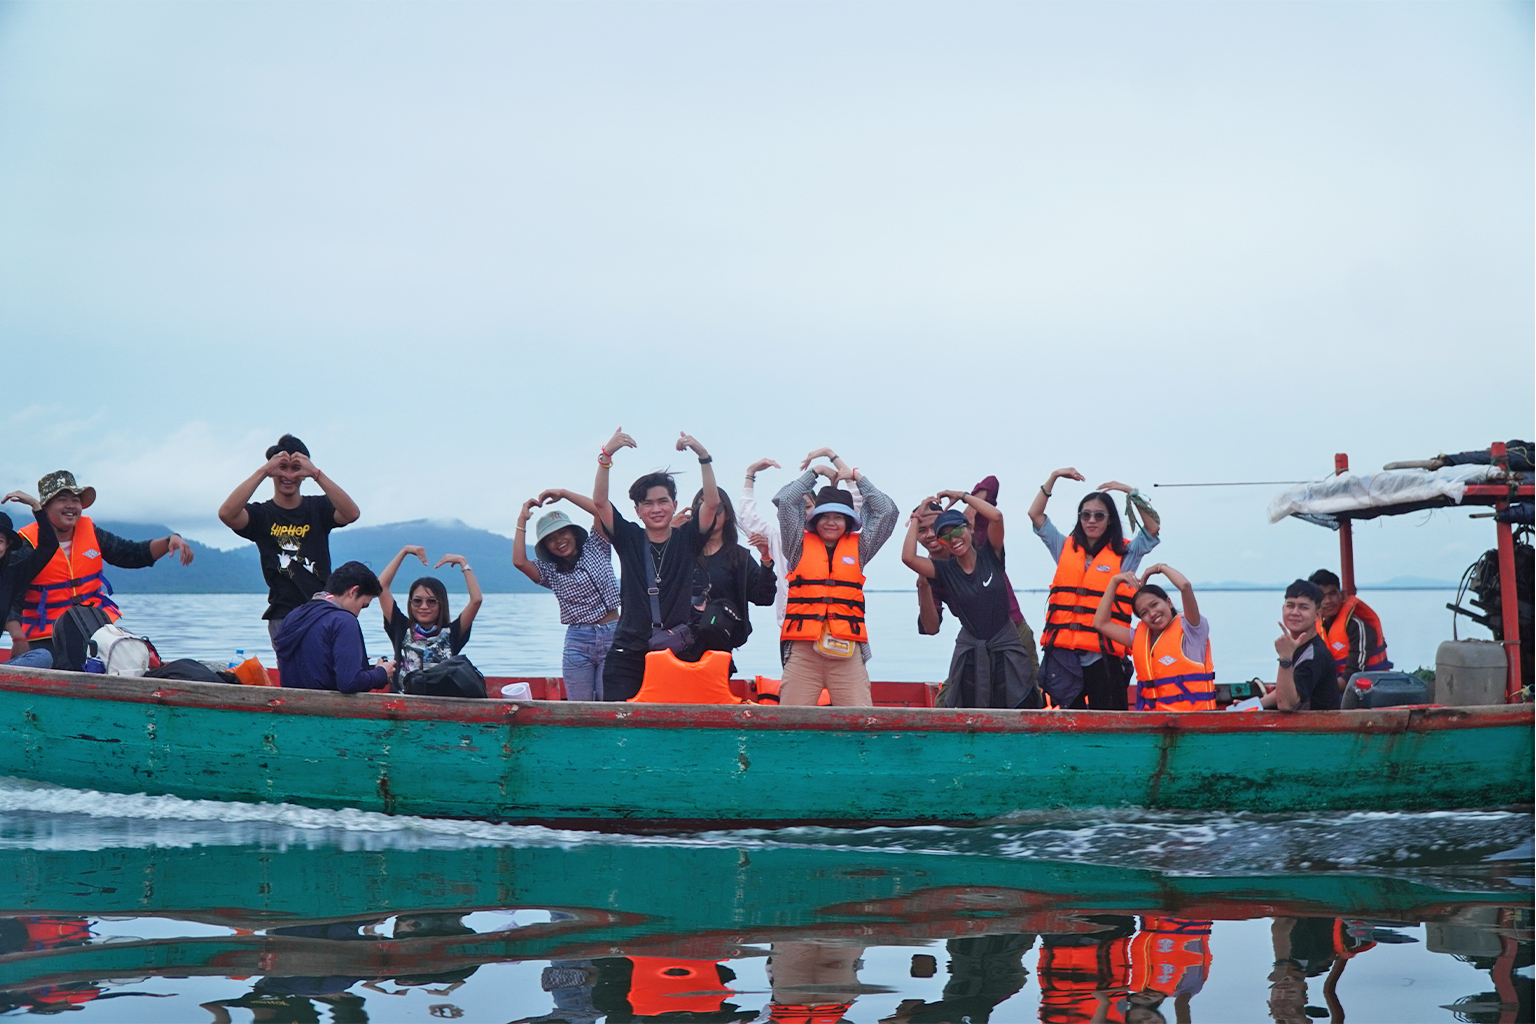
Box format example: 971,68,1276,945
37,470,96,509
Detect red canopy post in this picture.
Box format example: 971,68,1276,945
1491,442,1523,701
1335,453,1356,596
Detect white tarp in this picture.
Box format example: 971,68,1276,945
1267,465,1503,524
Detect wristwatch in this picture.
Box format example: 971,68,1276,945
1277,657,1294,669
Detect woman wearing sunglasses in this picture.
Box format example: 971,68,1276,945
378,544,483,692
1091,563,1215,712
901,491,1040,709
1027,469,1161,709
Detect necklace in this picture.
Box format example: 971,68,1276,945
649,538,670,584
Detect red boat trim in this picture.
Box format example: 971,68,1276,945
0,666,1527,735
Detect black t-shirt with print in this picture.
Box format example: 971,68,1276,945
1291,634,1340,711
930,542,1012,640
236,495,342,620
605,508,706,649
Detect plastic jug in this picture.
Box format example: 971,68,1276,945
1342,671,1432,709
1435,639,1507,706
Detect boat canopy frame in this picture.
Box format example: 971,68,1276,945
1281,441,1533,702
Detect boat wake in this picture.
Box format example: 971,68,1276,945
0,777,1527,882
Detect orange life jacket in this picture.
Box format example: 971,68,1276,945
1333,920,1377,962
1043,539,1134,657
753,676,830,706
1038,939,1130,1024
1130,616,1216,711
17,517,121,641
1128,918,1212,998
782,533,866,644
769,1002,854,1024
22,918,93,950
631,650,738,704
625,958,733,1016
1320,596,1392,674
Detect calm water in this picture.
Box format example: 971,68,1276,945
0,590,1527,1023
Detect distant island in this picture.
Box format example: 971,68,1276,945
94,519,545,594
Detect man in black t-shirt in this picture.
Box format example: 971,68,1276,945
1263,580,1340,711
218,434,362,649
589,427,720,701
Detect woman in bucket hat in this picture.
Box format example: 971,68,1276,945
13,470,193,662
771,449,898,707
513,488,621,701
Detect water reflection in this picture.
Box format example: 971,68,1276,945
0,803,1527,1023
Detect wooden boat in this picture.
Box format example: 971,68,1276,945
0,831,1527,992
0,663,1528,825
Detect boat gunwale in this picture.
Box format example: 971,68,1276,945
1,665,1528,735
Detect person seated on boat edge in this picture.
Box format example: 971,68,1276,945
376,545,482,693
901,497,1040,710
0,492,61,669
590,427,720,702
1029,469,1161,710
1091,564,1216,712
11,470,193,665
1307,569,1392,689
274,561,395,693
217,434,362,654
1262,580,1339,712
514,491,621,701
690,487,777,675
774,454,898,708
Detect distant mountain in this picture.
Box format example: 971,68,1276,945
93,519,548,594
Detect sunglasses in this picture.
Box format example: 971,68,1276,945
1079,510,1109,523
938,525,967,541
410,597,439,607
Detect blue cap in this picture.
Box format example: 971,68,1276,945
933,509,968,533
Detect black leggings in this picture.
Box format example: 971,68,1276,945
1074,655,1130,710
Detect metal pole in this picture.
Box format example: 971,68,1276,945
1491,442,1523,701
1335,453,1355,596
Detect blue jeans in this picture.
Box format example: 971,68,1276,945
562,621,616,701
8,649,53,669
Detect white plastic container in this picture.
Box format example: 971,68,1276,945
499,681,533,701
1434,639,1507,706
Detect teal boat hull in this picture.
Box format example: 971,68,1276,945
0,667,1529,824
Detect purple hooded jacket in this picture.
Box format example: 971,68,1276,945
274,596,389,693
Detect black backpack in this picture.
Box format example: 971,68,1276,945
51,603,113,673
402,656,487,699
145,659,239,685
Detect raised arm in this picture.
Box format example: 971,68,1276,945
738,458,781,537
1029,468,1085,530
540,487,602,519
901,515,938,580
1267,626,1311,712
592,427,635,538
217,455,283,532
436,554,483,631
512,499,543,584
1096,480,1160,538
378,545,428,623
852,474,898,564
1142,563,1198,626
676,432,719,533
775,471,817,571
1092,571,1138,651
291,454,360,526
938,489,1004,551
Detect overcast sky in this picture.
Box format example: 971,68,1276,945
1,1,1530,590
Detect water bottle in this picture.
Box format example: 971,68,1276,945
229,648,245,670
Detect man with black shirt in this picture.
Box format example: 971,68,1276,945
1263,579,1340,711
590,427,720,702
218,434,362,651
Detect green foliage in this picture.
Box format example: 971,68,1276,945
1410,666,1436,684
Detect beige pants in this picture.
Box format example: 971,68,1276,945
780,642,873,707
